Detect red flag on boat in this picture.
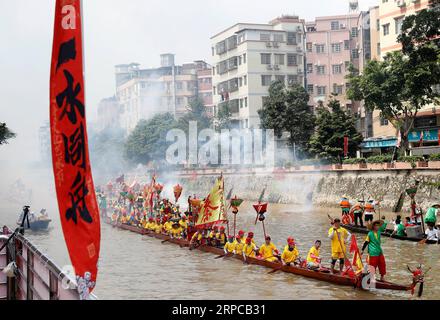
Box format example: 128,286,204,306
50,0,100,298
349,234,364,273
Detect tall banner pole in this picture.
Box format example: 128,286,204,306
50,0,100,299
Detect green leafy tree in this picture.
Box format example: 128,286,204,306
258,81,315,153
124,113,177,165
215,102,232,130
176,98,211,133
0,122,16,145
309,99,363,162
348,1,440,153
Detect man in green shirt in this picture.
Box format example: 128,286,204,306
361,219,387,281
391,215,406,237
424,204,439,225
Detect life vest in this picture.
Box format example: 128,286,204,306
340,200,350,209
365,203,374,213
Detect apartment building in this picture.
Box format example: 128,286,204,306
305,13,362,113
195,60,214,116
211,15,306,129
97,96,122,131
114,54,211,133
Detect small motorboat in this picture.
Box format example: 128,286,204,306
17,208,51,231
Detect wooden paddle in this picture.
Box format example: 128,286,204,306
161,239,170,244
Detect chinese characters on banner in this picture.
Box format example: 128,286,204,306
50,0,100,298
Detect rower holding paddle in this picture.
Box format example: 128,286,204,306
281,237,301,266
328,218,351,274
258,235,279,262
306,240,322,270
243,237,258,259
224,235,236,254
361,219,388,281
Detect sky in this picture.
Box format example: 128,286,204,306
0,0,379,164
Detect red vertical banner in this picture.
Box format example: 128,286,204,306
343,136,349,157
50,0,100,299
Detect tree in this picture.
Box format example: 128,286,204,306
348,2,440,153
124,113,178,165
215,102,232,130
258,81,315,154
176,98,211,133
309,99,363,162
0,122,16,145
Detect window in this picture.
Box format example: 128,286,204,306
287,75,298,85
261,53,271,65
275,75,285,83
244,97,248,107
239,99,244,108
273,33,284,42
260,33,271,41
274,54,285,65
287,32,297,45
306,42,313,52
331,43,341,53
216,40,227,55
351,49,359,59
238,56,242,65
176,82,183,90
261,75,272,86
344,40,350,50
316,44,325,53
395,17,404,34
287,54,298,66
383,23,390,36
344,61,350,71
332,64,342,74
316,65,325,75
351,27,358,38
331,21,340,30
332,84,343,95
239,77,243,87
211,47,214,56
377,43,381,56
243,53,247,64
176,97,184,105
307,84,314,94
306,63,313,73
380,117,389,126
244,75,247,86
317,86,326,95
376,19,380,31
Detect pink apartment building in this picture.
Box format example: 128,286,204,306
305,14,361,113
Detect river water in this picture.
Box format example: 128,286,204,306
0,168,439,300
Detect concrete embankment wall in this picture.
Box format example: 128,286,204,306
175,169,440,210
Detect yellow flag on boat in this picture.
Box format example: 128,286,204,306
196,176,227,228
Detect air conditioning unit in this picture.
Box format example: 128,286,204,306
396,0,406,7
273,64,280,70
273,41,279,48
340,23,346,29
266,42,272,47
266,65,273,70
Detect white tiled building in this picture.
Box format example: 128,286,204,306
211,15,306,129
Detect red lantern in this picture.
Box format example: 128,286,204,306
173,184,183,203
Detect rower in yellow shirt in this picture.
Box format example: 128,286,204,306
281,237,300,266
233,235,245,255
258,236,279,262
170,223,182,239
179,215,188,230
154,218,162,234
306,240,322,270
208,226,219,246
242,237,258,259
224,236,236,254
328,219,351,273
216,226,227,247
163,218,173,234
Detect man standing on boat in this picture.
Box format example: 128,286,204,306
328,219,351,274
350,200,364,227
364,200,376,226
424,204,439,226
361,219,387,281
340,196,351,224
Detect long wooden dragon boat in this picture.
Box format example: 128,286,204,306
104,218,422,295
341,224,437,244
